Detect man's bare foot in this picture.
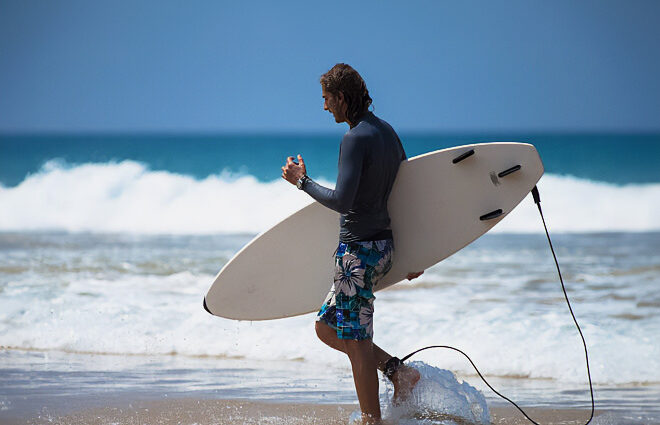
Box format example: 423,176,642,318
391,364,421,404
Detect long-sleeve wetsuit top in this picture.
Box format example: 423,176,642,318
302,112,406,243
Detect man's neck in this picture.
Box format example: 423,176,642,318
348,110,370,129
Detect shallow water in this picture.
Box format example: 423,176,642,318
3,231,657,382
2,228,660,422
1,227,659,422
2,348,658,424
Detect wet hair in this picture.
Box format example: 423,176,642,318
320,63,372,125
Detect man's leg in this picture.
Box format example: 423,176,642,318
372,344,420,403
316,322,420,404
315,321,348,353
315,321,391,362
345,339,381,424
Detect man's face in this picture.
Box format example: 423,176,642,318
322,88,347,124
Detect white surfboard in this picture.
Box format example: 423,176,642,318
205,142,544,320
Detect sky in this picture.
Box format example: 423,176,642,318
1,0,659,133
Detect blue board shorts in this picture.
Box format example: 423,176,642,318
316,239,394,340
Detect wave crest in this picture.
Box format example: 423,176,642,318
1,160,658,234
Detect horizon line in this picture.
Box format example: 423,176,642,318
2,128,660,137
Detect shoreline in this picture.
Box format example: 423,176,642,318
2,347,660,424
0,397,615,425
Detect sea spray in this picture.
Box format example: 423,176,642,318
348,362,489,425
385,362,489,425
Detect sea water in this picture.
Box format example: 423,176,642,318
1,133,659,422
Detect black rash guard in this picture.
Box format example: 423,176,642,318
302,112,406,243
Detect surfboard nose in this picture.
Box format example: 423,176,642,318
203,297,214,315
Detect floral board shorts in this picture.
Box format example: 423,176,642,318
316,239,394,341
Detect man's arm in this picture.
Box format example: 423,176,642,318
282,134,366,214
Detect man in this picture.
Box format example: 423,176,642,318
282,63,422,424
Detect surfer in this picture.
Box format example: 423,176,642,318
282,63,423,424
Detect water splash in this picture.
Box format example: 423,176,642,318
349,362,489,425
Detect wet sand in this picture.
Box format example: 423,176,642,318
1,398,612,425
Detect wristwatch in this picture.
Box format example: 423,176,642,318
296,175,308,190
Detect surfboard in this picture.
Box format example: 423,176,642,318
204,142,544,320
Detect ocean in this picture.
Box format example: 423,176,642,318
1,133,659,423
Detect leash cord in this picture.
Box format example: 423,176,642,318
399,186,595,425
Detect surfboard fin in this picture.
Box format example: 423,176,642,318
452,149,475,164
480,209,503,221
498,164,521,177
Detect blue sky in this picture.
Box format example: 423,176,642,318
1,0,659,133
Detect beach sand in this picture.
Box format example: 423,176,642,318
1,398,609,425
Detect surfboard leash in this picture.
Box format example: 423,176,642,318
397,185,595,425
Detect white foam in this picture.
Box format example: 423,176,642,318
0,160,314,234
0,160,659,234
2,260,658,386
494,174,660,233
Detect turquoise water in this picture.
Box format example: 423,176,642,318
1,133,659,187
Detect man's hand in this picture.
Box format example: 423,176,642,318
406,271,424,281
282,154,307,185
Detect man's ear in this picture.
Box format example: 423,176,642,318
337,91,345,103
